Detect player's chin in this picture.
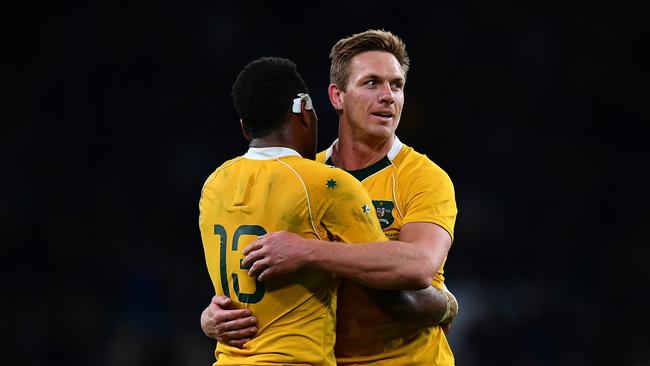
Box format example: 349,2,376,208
367,123,396,139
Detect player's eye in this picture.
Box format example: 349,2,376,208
390,81,404,91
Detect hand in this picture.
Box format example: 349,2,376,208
242,231,312,281
200,295,258,348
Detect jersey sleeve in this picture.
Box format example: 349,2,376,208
319,170,388,244
401,163,458,240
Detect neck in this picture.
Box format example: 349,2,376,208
332,126,394,170
249,131,302,155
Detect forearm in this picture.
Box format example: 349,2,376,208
242,225,450,288
393,286,449,326
370,285,452,330
335,283,453,351
306,240,436,290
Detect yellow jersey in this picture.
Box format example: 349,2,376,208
199,147,387,366
317,136,458,366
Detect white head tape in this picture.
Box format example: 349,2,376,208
292,93,314,113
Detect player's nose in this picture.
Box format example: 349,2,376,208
377,83,395,104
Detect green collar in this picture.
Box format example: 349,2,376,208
325,155,392,181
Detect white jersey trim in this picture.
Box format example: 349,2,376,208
244,147,301,160
387,136,403,161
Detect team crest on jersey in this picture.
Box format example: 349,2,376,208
372,200,394,228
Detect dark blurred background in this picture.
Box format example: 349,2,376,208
6,2,650,365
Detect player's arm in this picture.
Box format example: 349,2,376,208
388,165,459,332
241,170,443,290
381,280,459,336
344,221,458,333
391,221,457,327
243,220,458,329
242,220,450,290
200,295,259,348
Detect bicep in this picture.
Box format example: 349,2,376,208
402,168,457,241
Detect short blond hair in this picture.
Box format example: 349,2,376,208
329,29,410,90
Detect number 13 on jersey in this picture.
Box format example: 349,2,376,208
213,224,266,304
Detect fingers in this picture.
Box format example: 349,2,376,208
215,308,252,323
243,231,284,256
216,316,257,335
217,318,258,341
210,295,232,308
246,254,267,276
242,248,266,269
215,316,258,349
224,337,252,348
243,241,263,256
258,268,277,282
243,256,279,281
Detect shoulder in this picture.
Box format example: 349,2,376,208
315,150,329,165
202,156,243,189
287,157,360,187
281,158,367,201
394,144,453,187
279,156,330,174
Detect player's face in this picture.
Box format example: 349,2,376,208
340,51,405,141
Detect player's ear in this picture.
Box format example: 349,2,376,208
240,118,250,141
299,99,316,129
328,83,343,112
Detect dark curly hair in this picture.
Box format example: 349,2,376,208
232,57,309,139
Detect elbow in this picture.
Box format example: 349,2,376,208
405,265,434,290
387,269,431,290
413,272,434,290
411,258,437,289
